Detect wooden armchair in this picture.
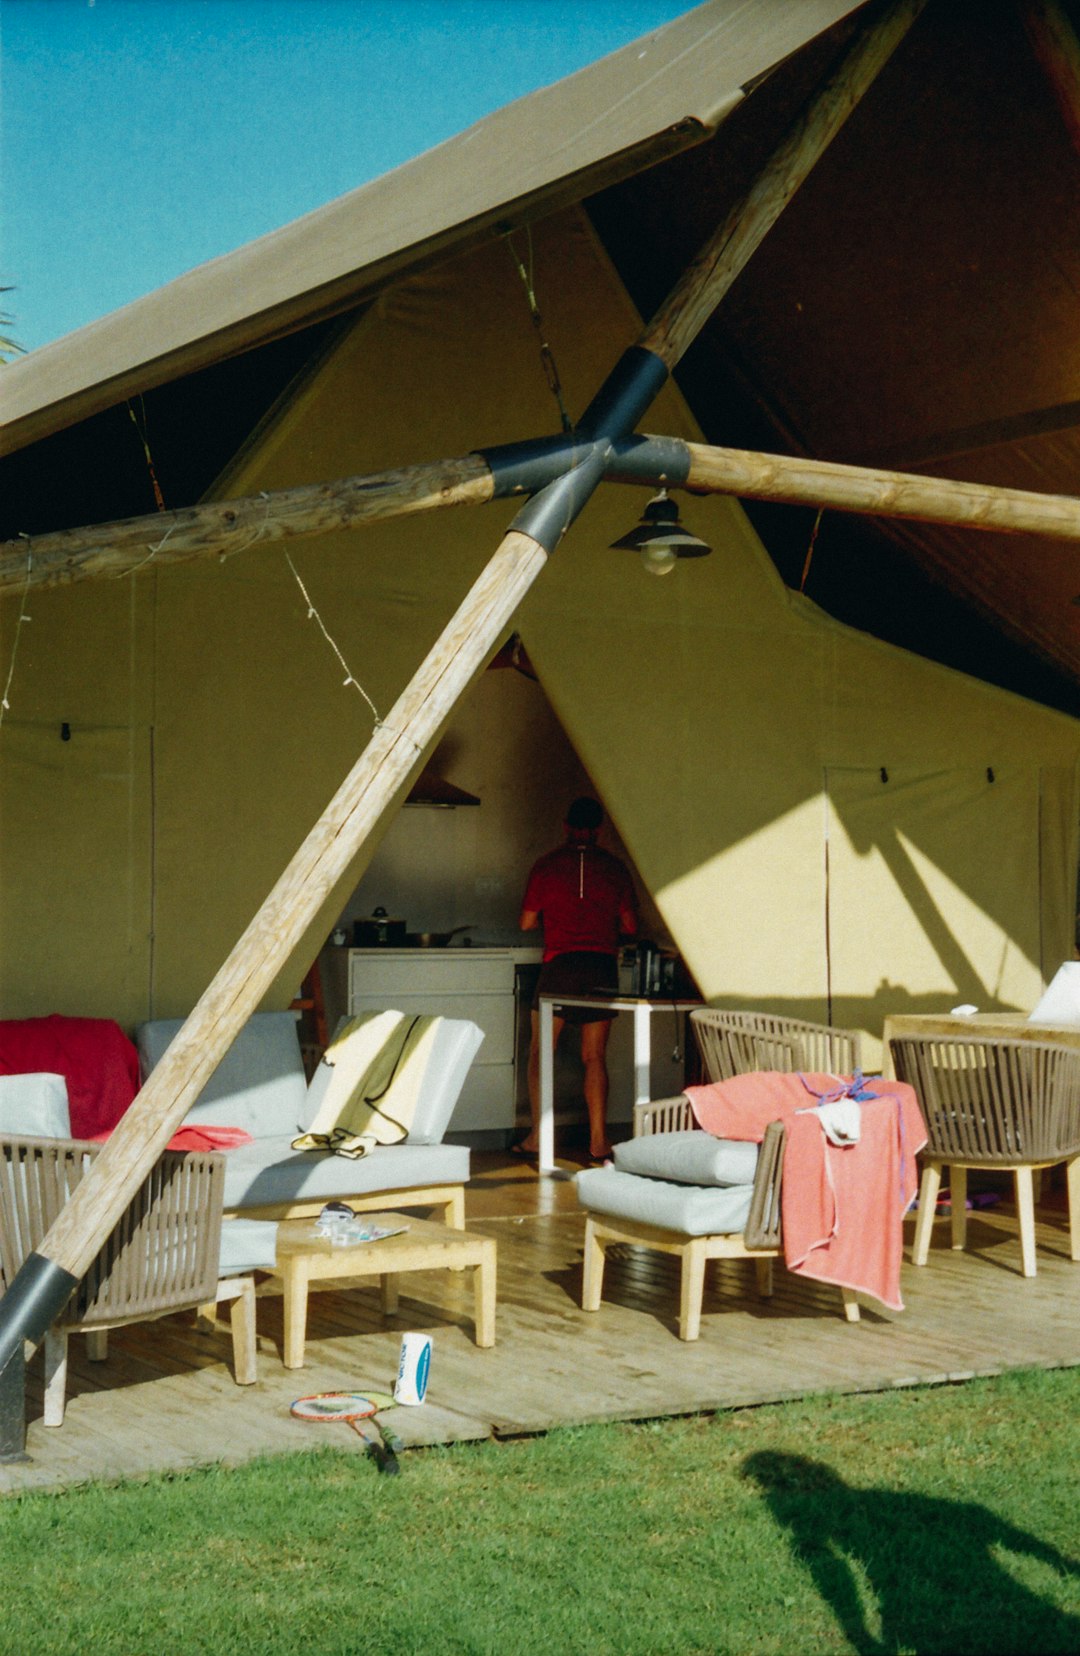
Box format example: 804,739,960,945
888,1034,1080,1277
578,1095,860,1339
689,1008,862,1082
0,1136,260,1426
576,1011,869,1339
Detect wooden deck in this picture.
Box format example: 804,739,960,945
3,1152,1078,1494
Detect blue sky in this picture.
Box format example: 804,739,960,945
1,0,689,353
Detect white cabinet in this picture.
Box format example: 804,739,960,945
347,948,538,1132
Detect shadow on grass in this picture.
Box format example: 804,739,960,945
743,1451,1080,1655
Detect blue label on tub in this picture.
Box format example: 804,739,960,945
415,1341,430,1400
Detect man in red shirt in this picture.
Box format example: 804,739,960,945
518,797,637,1162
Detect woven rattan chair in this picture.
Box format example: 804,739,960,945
0,1136,259,1425
888,1034,1080,1278
577,1011,867,1337
690,1008,862,1082
579,1096,859,1337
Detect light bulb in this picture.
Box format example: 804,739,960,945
640,543,677,576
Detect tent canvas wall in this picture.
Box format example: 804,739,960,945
3,207,1078,1064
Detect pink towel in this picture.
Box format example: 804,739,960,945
685,1072,927,1311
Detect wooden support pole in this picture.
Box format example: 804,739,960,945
639,0,927,368
0,0,920,1386
675,437,1080,543
0,455,495,595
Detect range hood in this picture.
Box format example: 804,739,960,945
405,771,480,808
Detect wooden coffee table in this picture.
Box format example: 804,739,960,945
264,1212,496,1368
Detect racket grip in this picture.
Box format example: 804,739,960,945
379,1426,403,1475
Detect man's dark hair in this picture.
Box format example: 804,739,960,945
566,797,604,831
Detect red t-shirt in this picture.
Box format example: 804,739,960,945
522,843,636,962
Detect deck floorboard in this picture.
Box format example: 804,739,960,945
3,1154,1077,1492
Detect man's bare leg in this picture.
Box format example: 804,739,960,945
581,1019,613,1159
520,1009,565,1153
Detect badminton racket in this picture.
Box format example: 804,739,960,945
290,1390,402,1475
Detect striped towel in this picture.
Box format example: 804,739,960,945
291,1010,438,1159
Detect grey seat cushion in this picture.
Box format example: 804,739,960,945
576,1166,754,1237
614,1130,758,1188
219,1136,470,1210
139,1010,484,1146
137,1012,308,1138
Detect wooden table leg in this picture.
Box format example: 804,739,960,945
380,1272,400,1317
473,1243,496,1347
282,1258,310,1369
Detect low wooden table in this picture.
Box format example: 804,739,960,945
265,1212,496,1368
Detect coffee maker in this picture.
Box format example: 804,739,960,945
632,941,679,997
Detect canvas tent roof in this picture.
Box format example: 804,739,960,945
3,0,1080,713
0,0,858,453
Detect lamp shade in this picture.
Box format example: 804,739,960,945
610,490,711,575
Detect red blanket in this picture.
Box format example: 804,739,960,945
684,1072,927,1312
0,1014,140,1138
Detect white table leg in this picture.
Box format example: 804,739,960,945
538,997,556,1174
632,1003,652,1109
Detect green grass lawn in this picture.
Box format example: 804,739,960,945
2,1367,1078,1656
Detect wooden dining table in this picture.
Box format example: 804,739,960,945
880,1010,1080,1076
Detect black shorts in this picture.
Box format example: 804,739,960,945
533,952,619,1024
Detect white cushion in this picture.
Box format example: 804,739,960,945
0,1072,71,1137
614,1130,758,1187
216,1136,469,1209
1028,962,1080,1029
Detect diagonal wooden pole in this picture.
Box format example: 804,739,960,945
0,0,924,1453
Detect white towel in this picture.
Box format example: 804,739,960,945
815,1098,861,1146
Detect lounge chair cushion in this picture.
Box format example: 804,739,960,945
575,1166,754,1236
0,1072,71,1138
137,1012,307,1138
137,1011,484,1146
614,1130,758,1188
215,1137,470,1210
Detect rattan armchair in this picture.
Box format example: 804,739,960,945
0,1136,259,1426
577,1010,868,1338
689,1008,862,1082
888,1034,1080,1277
